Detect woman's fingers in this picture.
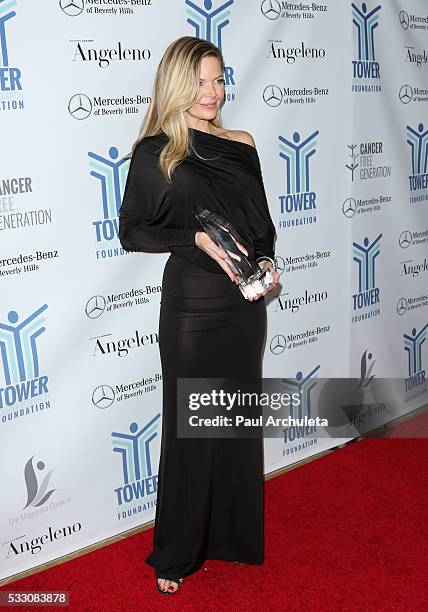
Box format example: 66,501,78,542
211,254,236,282
229,233,249,257
235,241,248,257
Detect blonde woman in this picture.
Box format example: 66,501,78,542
119,36,279,595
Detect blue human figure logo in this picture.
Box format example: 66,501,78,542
111,415,160,485
279,130,318,194
281,366,320,419
352,2,381,61
404,325,428,377
407,123,428,176
88,147,130,220
0,305,48,387
0,0,16,68
353,234,381,293
185,0,233,49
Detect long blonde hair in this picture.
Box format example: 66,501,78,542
133,36,225,183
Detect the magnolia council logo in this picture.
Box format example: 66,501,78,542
59,0,84,17
261,0,281,21
92,384,115,408
23,456,56,509
270,334,286,355
342,197,357,218
399,84,413,104
85,295,106,318
263,85,282,107
68,94,92,120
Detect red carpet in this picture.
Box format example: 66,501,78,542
1,427,427,611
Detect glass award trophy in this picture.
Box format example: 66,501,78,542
193,206,273,300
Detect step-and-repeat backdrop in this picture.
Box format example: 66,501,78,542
1,0,427,580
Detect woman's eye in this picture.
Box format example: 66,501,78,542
199,79,225,85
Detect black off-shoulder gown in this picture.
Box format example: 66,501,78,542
118,127,276,582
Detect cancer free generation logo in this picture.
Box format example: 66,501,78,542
89,147,130,260
185,0,236,99
0,0,24,110
407,123,428,205
112,415,160,521
352,1,381,93
278,130,319,230
0,305,50,423
352,234,381,323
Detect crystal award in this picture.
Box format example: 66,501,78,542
193,206,273,300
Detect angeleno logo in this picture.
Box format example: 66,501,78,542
0,0,24,111
4,523,82,557
72,40,150,68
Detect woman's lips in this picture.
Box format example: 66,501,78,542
200,102,217,108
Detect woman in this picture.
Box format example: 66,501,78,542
118,35,280,595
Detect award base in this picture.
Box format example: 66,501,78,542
238,266,273,300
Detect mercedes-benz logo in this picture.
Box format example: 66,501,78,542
396,297,408,316
399,230,412,249
92,385,115,409
342,197,357,218
274,255,285,276
263,85,283,107
399,10,409,30
68,94,92,120
59,0,84,17
399,84,413,104
85,295,106,319
261,0,281,20
270,334,286,355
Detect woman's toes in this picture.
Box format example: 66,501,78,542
158,578,167,592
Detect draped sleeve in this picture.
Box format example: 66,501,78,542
118,140,198,252
247,152,276,262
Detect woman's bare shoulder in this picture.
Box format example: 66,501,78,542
212,127,257,149
226,129,256,149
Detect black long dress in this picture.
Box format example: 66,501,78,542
118,127,276,582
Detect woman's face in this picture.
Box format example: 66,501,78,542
187,55,225,122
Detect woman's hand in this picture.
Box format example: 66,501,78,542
248,259,280,301
195,231,248,282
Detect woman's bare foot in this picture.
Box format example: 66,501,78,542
157,577,183,593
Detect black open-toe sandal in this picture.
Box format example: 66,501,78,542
156,576,183,595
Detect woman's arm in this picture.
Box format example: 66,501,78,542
249,162,277,263
118,143,197,252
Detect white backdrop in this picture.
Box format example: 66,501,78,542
1,0,427,580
